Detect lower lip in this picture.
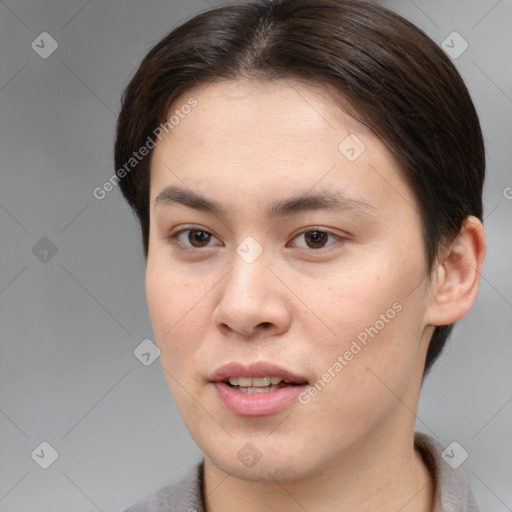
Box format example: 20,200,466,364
213,382,307,416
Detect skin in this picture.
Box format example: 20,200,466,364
146,79,486,512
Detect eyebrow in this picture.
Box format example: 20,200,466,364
154,185,375,217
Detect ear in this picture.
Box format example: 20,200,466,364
425,216,487,326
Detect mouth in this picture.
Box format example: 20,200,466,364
210,361,310,415
223,376,307,394
210,361,309,388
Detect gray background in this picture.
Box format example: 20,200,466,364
0,0,510,510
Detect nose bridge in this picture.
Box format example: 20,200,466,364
213,240,290,336
225,242,269,305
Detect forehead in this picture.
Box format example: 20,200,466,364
149,78,414,217
159,78,375,156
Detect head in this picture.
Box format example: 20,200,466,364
115,0,486,481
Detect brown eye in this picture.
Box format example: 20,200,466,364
187,230,211,247
172,228,220,249
290,229,341,250
304,230,329,249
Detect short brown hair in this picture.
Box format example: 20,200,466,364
114,0,485,375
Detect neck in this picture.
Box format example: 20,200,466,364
203,426,435,512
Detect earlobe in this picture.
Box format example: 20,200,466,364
426,216,487,326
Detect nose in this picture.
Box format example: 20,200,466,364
212,250,292,339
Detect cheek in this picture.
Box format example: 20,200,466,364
303,261,397,338
305,251,425,378
145,261,207,358
299,303,423,447
146,264,212,414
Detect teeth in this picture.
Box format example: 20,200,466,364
236,385,282,394
252,377,271,387
227,376,287,387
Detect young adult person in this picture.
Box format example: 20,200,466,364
115,1,487,510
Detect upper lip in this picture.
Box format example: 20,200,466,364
210,361,309,384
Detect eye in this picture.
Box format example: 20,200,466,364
172,228,221,248
290,228,341,249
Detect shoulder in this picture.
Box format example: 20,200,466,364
414,432,480,512
122,460,205,512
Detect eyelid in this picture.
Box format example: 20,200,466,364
288,226,347,247
167,225,348,251
168,224,215,237
168,225,222,249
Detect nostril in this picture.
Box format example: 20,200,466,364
258,322,272,329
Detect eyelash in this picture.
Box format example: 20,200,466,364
168,225,345,251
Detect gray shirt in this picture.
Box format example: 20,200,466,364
123,432,480,512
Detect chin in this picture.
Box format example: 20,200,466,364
210,453,313,482
202,435,328,483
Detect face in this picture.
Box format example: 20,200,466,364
146,79,435,481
